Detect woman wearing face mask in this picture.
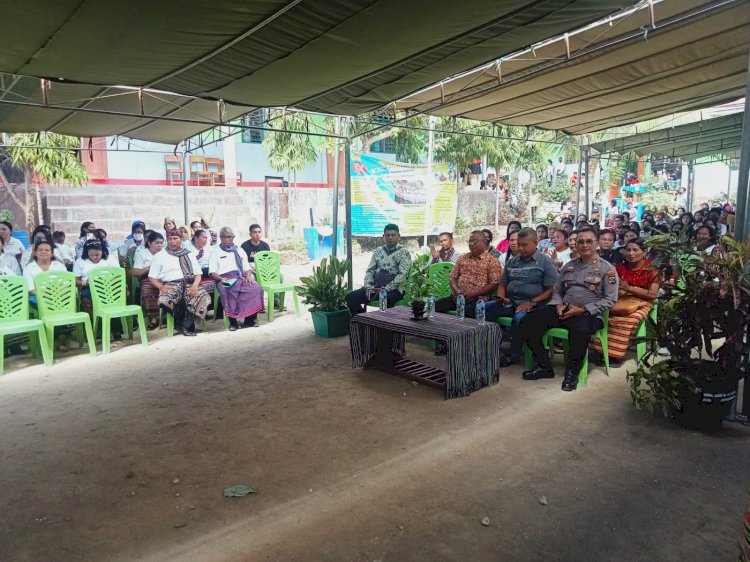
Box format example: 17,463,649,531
0,220,24,261
132,232,165,330
0,236,22,276
119,221,147,258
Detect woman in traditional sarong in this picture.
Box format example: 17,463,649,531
131,231,164,330
148,230,210,337
209,226,263,331
590,238,659,367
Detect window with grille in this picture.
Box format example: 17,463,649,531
241,109,266,143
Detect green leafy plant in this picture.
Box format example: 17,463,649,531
0,209,14,223
626,232,749,422
297,256,350,312
402,253,431,302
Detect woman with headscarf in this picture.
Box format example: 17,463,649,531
119,220,147,258
209,227,264,330
148,229,210,336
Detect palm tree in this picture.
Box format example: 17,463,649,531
262,110,320,189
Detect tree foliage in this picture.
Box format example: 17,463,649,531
262,110,320,188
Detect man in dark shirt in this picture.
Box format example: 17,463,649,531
240,224,270,263
597,229,623,265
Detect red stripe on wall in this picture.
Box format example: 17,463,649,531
90,179,331,188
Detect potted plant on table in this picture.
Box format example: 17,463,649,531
626,232,749,431
402,252,431,320
297,256,351,338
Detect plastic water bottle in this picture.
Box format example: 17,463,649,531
476,296,486,325
379,288,388,312
427,295,435,318
456,292,465,319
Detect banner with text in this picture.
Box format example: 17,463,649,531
350,152,457,237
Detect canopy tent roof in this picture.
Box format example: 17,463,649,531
589,112,744,160
395,0,749,135
0,0,634,143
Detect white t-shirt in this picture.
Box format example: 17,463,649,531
23,260,67,292
556,248,572,267
133,247,158,270
3,236,25,257
73,258,116,283
55,243,76,264
209,246,251,276
191,244,212,270
148,250,201,283
20,246,69,270
119,237,146,258
0,252,21,276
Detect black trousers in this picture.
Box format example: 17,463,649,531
346,287,404,315
434,296,501,322
518,306,603,373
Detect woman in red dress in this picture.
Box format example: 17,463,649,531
591,238,659,366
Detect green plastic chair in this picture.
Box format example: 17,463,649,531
88,267,149,353
35,271,97,359
254,251,300,322
427,262,454,299
0,276,52,374
543,309,610,385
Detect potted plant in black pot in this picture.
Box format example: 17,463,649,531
403,252,431,320
626,232,749,431
297,256,351,338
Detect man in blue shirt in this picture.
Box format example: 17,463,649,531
498,228,559,367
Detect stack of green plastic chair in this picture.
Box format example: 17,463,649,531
427,262,454,299
542,309,610,385
88,267,149,353
0,276,52,374
254,251,300,322
35,271,96,360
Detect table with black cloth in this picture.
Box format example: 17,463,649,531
349,307,503,399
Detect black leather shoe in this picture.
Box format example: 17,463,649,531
561,369,578,391
522,364,555,380
243,317,257,328
178,329,197,337
499,354,516,368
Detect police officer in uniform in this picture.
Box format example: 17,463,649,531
517,227,619,391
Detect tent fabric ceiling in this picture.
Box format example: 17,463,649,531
589,112,744,160
395,0,749,135
0,75,253,144
0,0,634,143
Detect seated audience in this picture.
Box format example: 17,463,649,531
568,230,579,261
429,232,460,264
209,227,264,330
53,231,75,270
536,224,549,245
93,228,120,262
131,232,164,330
345,224,411,315
482,229,503,260
23,240,67,294
74,221,96,258
148,230,211,337
74,239,119,316
560,219,574,235
119,221,147,258
543,228,571,269
0,235,22,275
240,224,271,264
0,220,25,260
497,228,559,367
434,230,503,320
20,225,54,269
517,228,618,391
695,225,718,254
538,222,559,251
597,229,623,265
496,221,521,253
499,230,519,267
590,238,658,367
162,217,177,238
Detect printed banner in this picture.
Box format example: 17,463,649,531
350,152,457,237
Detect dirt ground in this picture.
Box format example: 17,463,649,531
1,255,749,561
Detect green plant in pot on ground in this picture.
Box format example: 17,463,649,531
626,231,749,431
297,256,351,338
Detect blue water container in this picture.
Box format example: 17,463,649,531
11,230,29,248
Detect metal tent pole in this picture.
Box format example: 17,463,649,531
574,142,584,218
733,52,750,241
332,116,341,257
423,116,436,246
182,147,189,224
584,146,590,218
687,161,695,212
344,138,354,289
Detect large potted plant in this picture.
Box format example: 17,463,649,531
626,231,749,431
297,256,351,338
